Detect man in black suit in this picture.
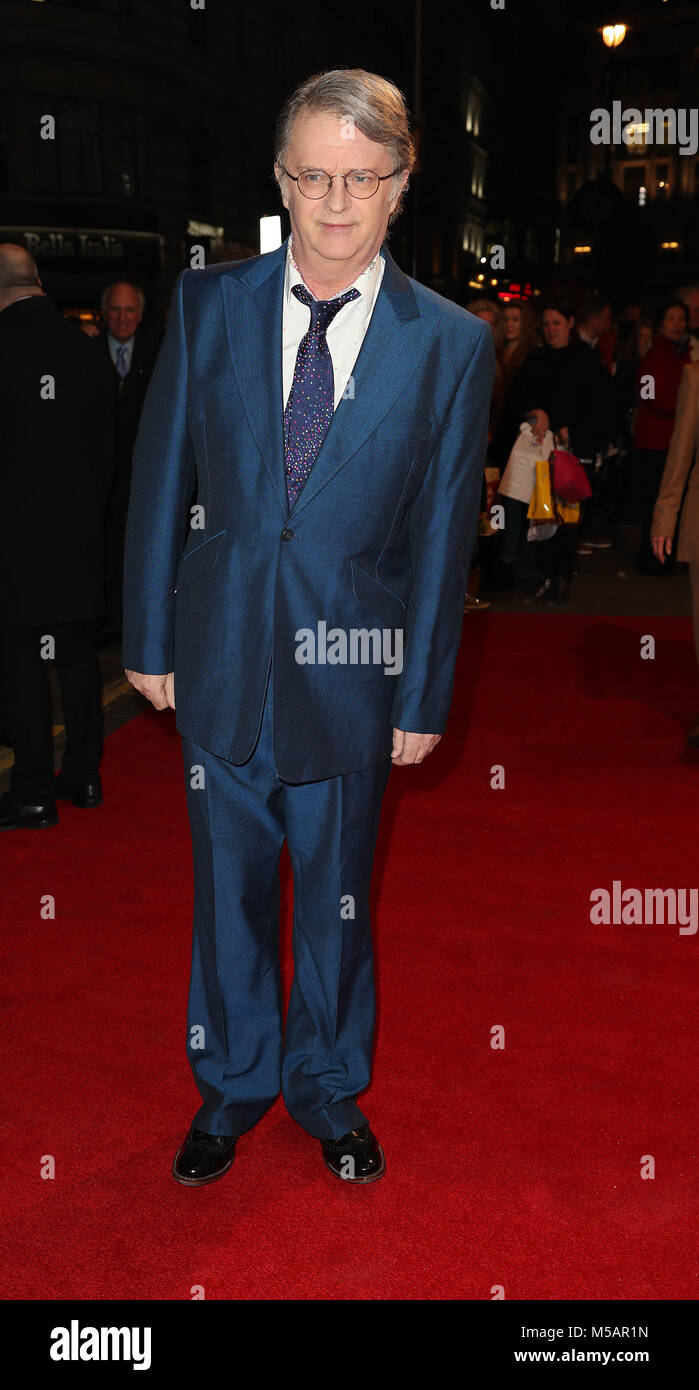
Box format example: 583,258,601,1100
97,281,154,638
0,244,114,830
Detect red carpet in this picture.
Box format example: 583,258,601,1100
2,615,697,1300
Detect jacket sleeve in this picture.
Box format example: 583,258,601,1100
122,271,196,674
390,321,495,733
652,366,698,537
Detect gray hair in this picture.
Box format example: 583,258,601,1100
274,68,416,227
100,281,146,314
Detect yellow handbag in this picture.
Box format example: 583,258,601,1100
527,459,582,527
555,498,581,525
527,459,556,522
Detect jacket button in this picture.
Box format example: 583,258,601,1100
281,528,294,541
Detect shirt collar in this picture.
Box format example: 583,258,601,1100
285,234,383,320
578,327,599,348
108,332,134,354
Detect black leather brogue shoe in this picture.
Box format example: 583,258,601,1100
54,773,103,808
321,1124,385,1184
172,1127,237,1186
0,791,58,831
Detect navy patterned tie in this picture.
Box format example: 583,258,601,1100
284,282,360,509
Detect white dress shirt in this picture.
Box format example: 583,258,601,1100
282,234,385,411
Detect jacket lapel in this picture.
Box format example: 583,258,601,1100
291,246,437,516
220,239,435,519
220,243,288,515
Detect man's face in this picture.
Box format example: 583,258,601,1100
683,289,699,332
275,111,407,271
104,285,142,342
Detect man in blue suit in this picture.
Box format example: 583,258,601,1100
123,69,494,1186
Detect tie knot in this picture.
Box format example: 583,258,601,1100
292,283,360,334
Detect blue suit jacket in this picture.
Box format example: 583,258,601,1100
122,238,494,781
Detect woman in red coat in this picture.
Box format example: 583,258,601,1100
634,300,691,572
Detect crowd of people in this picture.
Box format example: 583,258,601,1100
1,235,698,832
465,284,699,605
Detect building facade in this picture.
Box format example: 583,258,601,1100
556,2,699,299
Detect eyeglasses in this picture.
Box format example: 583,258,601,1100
280,166,399,200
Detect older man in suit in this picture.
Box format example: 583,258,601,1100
652,360,699,747
123,69,494,1185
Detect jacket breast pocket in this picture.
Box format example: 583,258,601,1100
351,560,406,626
174,529,226,592
373,413,436,447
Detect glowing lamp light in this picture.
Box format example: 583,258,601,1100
602,24,627,48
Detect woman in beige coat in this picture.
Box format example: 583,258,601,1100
651,361,699,746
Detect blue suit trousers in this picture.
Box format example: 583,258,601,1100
182,667,392,1142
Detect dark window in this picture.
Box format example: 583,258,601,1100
189,131,211,216
31,96,103,194
119,106,149,198
622,165,646,199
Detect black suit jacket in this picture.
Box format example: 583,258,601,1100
0,296,115,625
96,329,154,476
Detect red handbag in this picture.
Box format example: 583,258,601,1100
550,447,592,502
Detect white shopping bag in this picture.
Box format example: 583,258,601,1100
498,421,555,503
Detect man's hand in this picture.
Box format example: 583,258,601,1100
391,728,441,765
651,536,672,564
125,670,175,710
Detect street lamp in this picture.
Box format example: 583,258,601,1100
601,24,627,48
600,24,628,178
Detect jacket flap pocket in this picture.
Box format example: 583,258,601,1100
175,529,226,590
351,560,406,621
